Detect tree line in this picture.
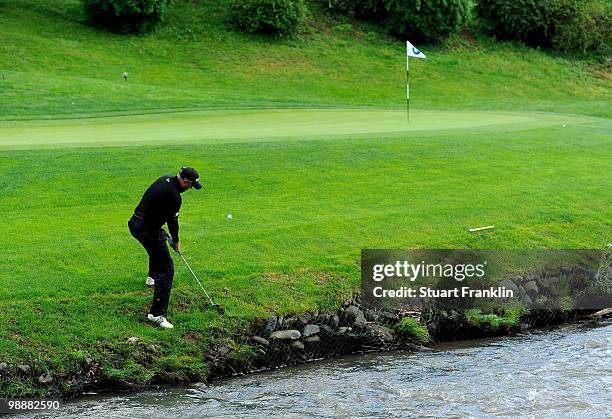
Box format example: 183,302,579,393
81,0,610,53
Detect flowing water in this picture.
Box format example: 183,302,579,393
25,320,612,418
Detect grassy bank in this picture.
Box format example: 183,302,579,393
0,0,610,397
1,0,610,119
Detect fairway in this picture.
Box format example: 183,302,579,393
0,109,606,149
2,109,610,303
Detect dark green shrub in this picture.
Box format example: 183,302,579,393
476,0,611,52
383,0,470,43
548,0,611,53
82,0,172,34
329,0,386,21
229,0,308,36
475,0,547,45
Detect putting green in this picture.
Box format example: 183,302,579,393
0,109,607,149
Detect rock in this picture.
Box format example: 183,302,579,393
337,327,350,334
320,325,334,335
344,306,367,329
85,357,93,365
298,313,312,325
344,305,362,320
269,330,301,340
126,336,140,344
252,336,270,346
283,317,297,329
291,341,305,350
354,315,367,329
523,281,539,297
499,279,519,294
329,315,339,329
304,335,320,343
264,317,279,335
38,372,53,384
317,313,330,325
379,310,400,322
17,364,30,373
303,324,320,337
0,362,7,371
366,325,394,343
521,294,533,305
218,346,231,356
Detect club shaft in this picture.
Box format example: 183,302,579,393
177,251,215,306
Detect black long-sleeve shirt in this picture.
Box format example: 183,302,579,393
134,175,182,243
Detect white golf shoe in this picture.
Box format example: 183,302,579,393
145,276,155,287
147,314,174,329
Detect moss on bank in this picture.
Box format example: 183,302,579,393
464,307,525,332
393,317,431,345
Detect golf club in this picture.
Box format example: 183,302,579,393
162,230,224,314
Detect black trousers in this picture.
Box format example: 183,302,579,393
128,216,174,317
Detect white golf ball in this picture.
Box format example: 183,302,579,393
227,213,233,220
562,124,566,128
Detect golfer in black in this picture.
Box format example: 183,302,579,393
128,167,202,329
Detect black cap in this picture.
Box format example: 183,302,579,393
179,167,202,190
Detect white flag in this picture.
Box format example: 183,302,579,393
406,40,426,59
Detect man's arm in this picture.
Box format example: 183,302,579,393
166,188,182,251
167,211,180,251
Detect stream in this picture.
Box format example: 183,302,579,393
23,320,611,418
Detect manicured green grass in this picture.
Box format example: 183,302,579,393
0,0,610,397
0,109,602,149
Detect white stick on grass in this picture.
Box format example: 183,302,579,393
468,226,496,232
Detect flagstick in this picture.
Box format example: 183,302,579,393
406,40,426,124
406,54,410,123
